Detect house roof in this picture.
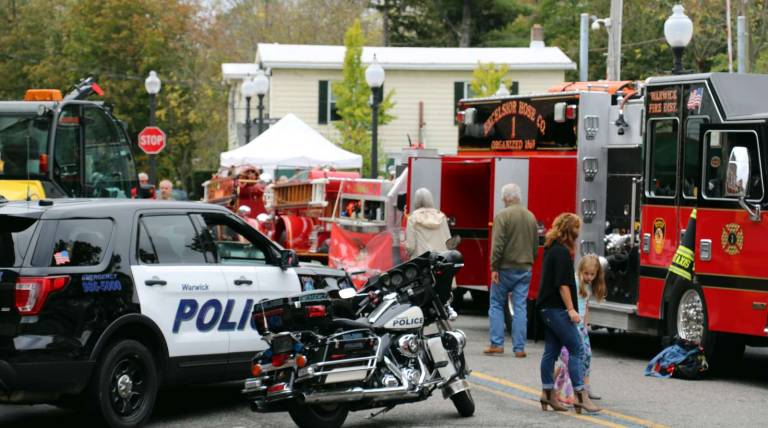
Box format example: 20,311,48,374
221,63,260,81
254,43,576,71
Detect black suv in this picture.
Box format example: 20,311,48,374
0,199,351,427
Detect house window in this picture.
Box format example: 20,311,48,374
318,80,341,124
453,80,518,122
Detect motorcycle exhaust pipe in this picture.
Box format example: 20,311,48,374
301,385,420,404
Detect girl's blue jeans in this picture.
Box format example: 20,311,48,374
539,307,585,391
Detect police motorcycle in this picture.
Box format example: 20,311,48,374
243,245,474,428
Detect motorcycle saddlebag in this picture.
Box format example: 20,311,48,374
252,290,333,335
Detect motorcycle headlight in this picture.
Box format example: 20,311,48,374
397,334,421,358
443,330,466,351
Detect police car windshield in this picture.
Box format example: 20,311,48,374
0,215,39,267
0,114,50,178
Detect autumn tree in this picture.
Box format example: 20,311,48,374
470,63,511,97
332,19,395,177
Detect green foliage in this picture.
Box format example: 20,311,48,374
332,19,395,177
373,0,524,47
470,63,510,97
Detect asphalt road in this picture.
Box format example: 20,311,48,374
2,311,767,428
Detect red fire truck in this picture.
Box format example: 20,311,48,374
409,73,768,364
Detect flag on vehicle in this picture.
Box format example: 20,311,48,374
687,88,703,111
668,209,696,282
54,250,70,265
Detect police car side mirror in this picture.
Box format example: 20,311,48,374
279,249,299,270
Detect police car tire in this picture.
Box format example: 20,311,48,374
287,401,349,428
88,340,159,428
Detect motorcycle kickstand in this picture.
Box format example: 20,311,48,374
367,406,394,419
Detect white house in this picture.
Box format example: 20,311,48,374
222,33,575,164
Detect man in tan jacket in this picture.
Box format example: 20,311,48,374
484,183,538,357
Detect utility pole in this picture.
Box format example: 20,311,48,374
607,0,623,81
580,13,589,82
738,15,746,73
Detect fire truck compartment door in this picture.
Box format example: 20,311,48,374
493,158,529,216
409,157,442,211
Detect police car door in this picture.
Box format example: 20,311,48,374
131,213,229,359
196,212,301,357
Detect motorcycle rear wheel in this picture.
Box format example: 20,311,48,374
450,390,475,417
288,401,349,428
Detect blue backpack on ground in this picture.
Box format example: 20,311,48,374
644,337,709,380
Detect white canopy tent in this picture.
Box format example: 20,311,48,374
220,113,362,171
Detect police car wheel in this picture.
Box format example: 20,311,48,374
287,401,349,428
90,340,158,428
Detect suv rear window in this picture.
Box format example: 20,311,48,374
50,219,113,266
0,216,39,267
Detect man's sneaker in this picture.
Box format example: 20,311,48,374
514,351,527,358
483,345,504,355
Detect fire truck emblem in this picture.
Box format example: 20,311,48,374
653,218,666,254
721,223,744,256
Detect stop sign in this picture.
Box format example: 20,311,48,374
138,127,166,155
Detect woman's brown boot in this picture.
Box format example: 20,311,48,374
574,389,601,414
539,389,568,412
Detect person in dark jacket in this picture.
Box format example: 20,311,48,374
536,213,600,414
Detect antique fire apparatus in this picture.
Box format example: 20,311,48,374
409,73,768,362
205,168,406,280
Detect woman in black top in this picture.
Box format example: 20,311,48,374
536,213,600,414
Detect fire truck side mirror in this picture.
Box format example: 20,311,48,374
725,146,750,198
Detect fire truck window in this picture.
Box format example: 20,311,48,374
200,213,268,265
364,200,384,221
84,107,133,198
0,115,49,178
53,105,83,197
683,117,708,198
704,131,762,200
649,119,678,197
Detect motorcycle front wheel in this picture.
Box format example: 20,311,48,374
450,389,475,417
288,401,349,428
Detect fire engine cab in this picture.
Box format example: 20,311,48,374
410,72,768,363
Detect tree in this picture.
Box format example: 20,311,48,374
371,0,523,47
470,63,510,97
332,19,395,176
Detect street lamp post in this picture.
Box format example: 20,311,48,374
241,77,256,145
253,70,269,136
365,54,385,179
144,70,161,184
664,5,693,75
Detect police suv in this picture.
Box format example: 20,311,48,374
0,198,349,427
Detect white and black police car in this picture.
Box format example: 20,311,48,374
0,198,352,427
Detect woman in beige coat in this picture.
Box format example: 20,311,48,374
406,188,451,259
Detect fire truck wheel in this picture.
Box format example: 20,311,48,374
667,284,708,345
667,283,746,370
